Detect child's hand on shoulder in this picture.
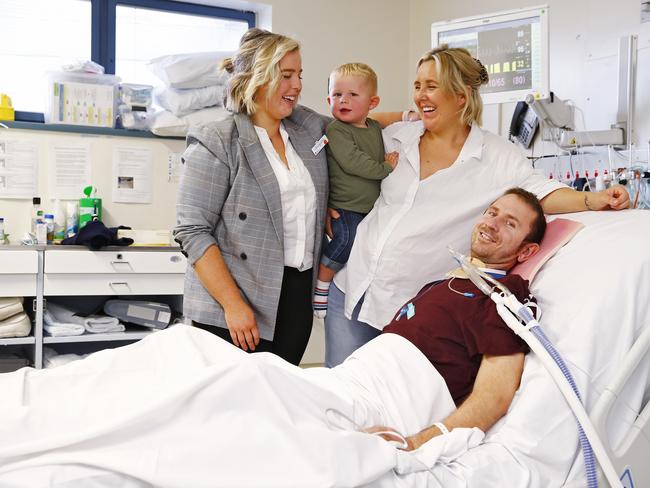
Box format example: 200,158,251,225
385,151,399,169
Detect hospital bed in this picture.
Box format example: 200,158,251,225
0,210,647,487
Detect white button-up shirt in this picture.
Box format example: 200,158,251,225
334,122,565,329
255,124,317,270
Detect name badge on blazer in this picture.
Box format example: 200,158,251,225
311,135,328,155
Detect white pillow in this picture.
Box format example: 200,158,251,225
150,106,230,137
155,85,225,117
147,52,232,89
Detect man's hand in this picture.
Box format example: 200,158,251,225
325,207,341,239
385,151,399,170
587,184,630,210
224,302,260,351
363,425,416,451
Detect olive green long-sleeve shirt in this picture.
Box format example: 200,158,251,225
326,118,393,213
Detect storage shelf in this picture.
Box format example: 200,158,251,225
1,246,184,367
2,120,184,140
0,336,35,346
43,330,155,344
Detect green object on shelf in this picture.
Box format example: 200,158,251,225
79,186,101,229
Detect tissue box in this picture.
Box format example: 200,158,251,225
46,72,121,128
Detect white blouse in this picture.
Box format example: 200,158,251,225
254,124,317,270
334,122,566,329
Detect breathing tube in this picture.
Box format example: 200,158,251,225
448,248,622,488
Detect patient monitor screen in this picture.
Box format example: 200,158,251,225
432,8,548,104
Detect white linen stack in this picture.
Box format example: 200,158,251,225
44,302,125,337
43,347,88,368
147,52,231,137
0,297,31,338
83,315,126,334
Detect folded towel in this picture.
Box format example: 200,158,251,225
0,297,24,321
47,303,125,334
0,312,31,338
83,315,125,334
46,302,86,326
43,309,85,337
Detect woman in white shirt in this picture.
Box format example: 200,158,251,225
324,44,630,367
174,29,330,365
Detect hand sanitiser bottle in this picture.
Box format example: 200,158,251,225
53,199,66,243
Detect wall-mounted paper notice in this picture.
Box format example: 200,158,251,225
49,142,92,199
112,146,152,204
0,139,39,199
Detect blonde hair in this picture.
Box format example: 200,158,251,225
417,44,489,126
329,62,378,95
220,28,300,114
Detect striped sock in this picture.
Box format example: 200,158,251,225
313,280,331,319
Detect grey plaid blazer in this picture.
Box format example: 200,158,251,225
174,105,329,341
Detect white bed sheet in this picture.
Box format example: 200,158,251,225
0,210,647,488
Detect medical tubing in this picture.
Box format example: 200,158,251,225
448,250,621,486
495,302,623,488
530,325,597,488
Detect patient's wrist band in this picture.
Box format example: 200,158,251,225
433,422,449,435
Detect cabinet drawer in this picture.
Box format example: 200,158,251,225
0,275,37,296
44,273,184,296
45,250,186,274
0,250,38,274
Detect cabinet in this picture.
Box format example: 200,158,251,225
0,246,186,368
0,248,40,367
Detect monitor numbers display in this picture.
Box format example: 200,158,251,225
433,7,548,104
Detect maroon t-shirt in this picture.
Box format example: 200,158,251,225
383,274,531,404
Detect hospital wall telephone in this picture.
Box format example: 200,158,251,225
509,101,539,148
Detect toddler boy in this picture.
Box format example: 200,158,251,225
313,63,398,318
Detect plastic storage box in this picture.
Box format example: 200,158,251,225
46,72,121,128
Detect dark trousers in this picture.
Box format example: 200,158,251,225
193,266,314,365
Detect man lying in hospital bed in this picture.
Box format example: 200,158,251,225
0,193,648,488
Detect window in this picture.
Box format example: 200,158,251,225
114,4,250,87
0,0,92,114
0,0,254,122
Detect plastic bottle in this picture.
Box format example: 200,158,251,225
595,169,605,191
31,197,43,234
44,214,55,244
53,200,66,242
66,201,79,237
584,170,592,191
35,219,47,245
603,169,611,189
0,217,5,245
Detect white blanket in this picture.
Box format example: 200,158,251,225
0,210,647,488
0,327,476,487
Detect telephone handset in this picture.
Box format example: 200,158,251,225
509,101,539,149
